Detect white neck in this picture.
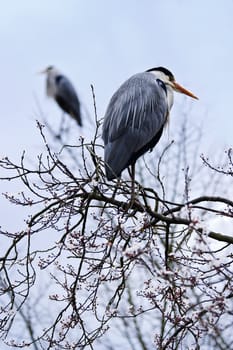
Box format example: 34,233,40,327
166,84,174,111
46,68,61,97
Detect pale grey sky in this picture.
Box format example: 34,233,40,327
0,2,233,348
0,0,232,225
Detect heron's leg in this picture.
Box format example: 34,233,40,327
58,112,66,136
111,178,120,200
130,164,136,205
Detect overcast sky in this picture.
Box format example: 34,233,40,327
0,2,232,348
0,0,232,228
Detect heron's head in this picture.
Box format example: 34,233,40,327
39,65,59,76
146,67,198,100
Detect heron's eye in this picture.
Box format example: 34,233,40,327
156,79,167,95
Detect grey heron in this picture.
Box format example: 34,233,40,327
102,67,198,181
41,66,82,126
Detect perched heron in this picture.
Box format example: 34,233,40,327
41,66,82,126
103,67,198,181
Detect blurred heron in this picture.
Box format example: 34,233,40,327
41,66,82,126
103,67,198,181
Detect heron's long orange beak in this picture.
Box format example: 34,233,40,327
172,81,198,100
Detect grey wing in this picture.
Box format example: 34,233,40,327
55,75,82,126
102,73,168,179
